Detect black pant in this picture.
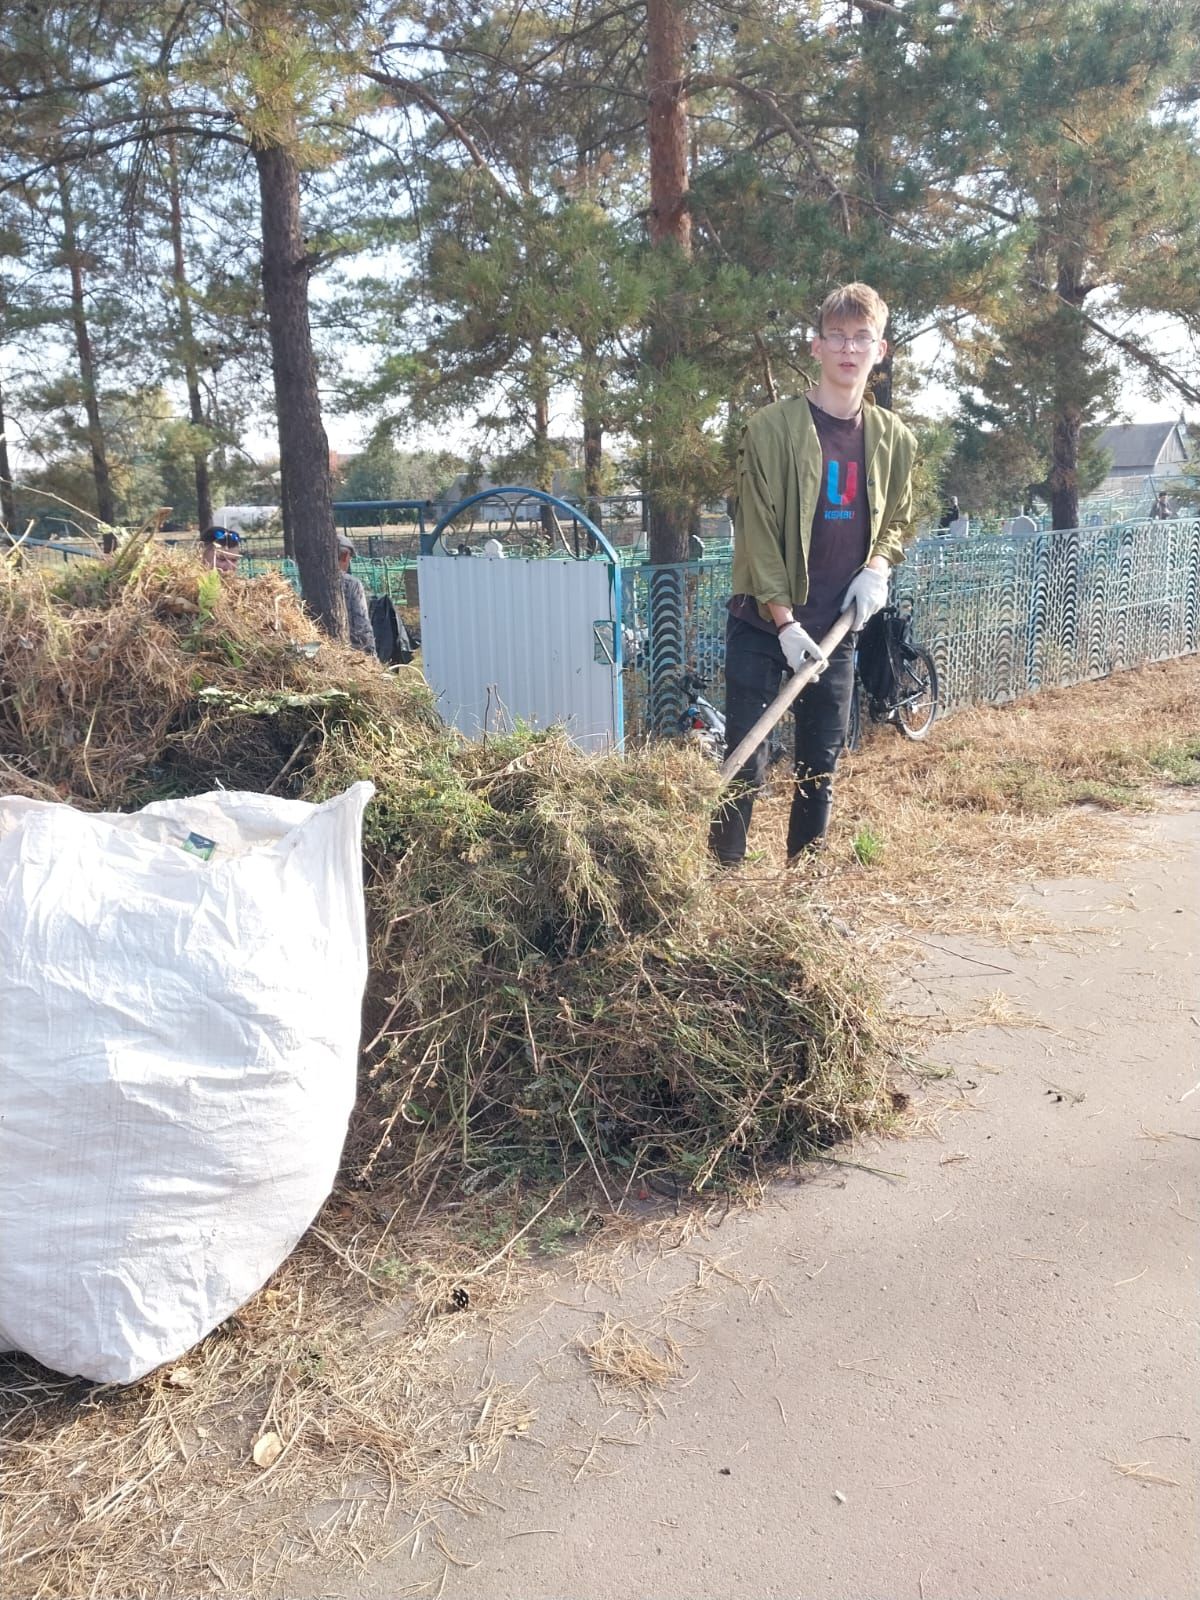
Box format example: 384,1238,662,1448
709,616,856,864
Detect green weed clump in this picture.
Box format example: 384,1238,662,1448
852,825,885,866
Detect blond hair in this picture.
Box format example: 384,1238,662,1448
818,282,888,336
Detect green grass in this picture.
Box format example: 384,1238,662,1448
1148,737,1200,786
852,825,884,867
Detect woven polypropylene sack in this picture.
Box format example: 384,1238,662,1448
0,782,373,1383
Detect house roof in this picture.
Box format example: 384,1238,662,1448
1096,420,1187,472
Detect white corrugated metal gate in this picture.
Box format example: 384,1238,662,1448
419,551,623,751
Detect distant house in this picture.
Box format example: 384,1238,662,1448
1094,419,1191,500
210,504,280,533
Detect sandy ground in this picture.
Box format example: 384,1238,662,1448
300,806,1199,1600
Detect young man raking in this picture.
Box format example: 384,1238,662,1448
710,283,917,865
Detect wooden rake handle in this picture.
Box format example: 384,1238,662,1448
717,609,857,789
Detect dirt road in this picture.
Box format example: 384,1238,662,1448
329,807,1200,1600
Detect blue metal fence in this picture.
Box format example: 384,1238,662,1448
242,516,1200,732
892,519,1200,710
620,517,1200,735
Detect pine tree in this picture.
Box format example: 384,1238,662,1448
352,2,650,535
0,2,141,542
0,1,405,632
959,0,1200,528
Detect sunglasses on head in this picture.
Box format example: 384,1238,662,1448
206,527,242,546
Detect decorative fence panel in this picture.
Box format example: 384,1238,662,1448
622,517,1200,736
38,513,1185,742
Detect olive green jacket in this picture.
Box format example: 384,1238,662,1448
730,393,918,614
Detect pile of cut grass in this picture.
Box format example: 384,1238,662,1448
0,544,899,1196
0,540,433,806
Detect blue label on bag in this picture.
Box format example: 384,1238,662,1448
181,832,217,861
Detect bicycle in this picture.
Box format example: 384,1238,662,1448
678,670,786,767
678,670,726,762
845,604,940,751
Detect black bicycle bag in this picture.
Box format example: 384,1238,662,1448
856,607,910,706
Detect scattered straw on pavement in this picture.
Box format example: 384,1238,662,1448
0,1189,544,1600
579,1314,684,1411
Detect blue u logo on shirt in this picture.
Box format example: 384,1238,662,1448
825,459,858,519
826,459,858,506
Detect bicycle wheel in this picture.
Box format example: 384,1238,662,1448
894,647,939,740
844,678,862,751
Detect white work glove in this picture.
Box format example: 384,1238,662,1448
777,621,829,676
842,565,889,631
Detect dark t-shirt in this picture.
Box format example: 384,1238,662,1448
729,397,870,638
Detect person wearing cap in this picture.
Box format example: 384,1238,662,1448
337,534,376,655
198,525,244,574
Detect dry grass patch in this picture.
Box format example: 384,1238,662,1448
0,1189,545,1600
754,656,1199,938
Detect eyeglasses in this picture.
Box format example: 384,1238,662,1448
820,332,878,353
205,528,242,547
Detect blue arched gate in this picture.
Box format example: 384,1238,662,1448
417,488,624,752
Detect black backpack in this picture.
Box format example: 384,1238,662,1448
856,606,910,708
368,593,414,665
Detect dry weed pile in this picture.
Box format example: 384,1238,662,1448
0,543,434,805
1,547,897,1197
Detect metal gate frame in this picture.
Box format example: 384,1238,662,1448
418,487,626,751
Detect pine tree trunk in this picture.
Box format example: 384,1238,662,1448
870,319,895,410
647,482,691,564
532,351,557,540
279,468,295,560
583,396,604,530
0,374,16,535
253,140,343,635
531,334,552,492
645,0,692,567
56,166,116,544
581,352,604,553
1050,406,1082,531
1049,249,1086,531
647,0,691,258
853,8,897,409
165,135,213,531
533,387,551,490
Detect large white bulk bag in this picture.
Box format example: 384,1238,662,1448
0,782,373,1384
